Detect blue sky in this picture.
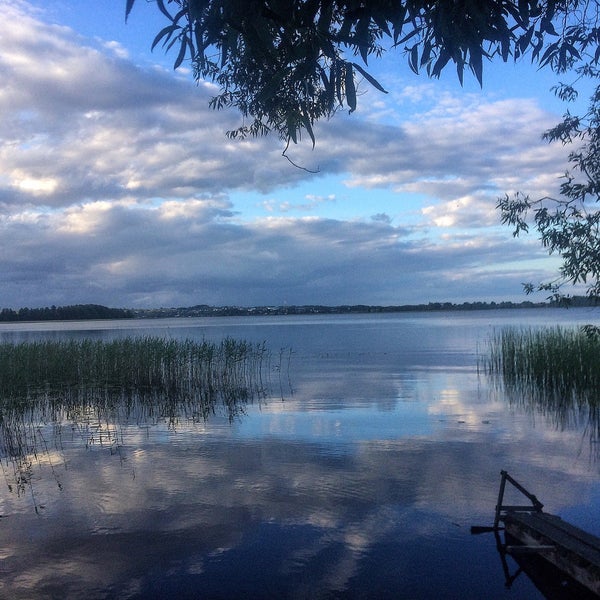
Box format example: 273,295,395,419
0,0,583,308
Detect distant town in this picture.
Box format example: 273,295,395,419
0,297,598,322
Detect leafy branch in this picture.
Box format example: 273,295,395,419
126,1,600,145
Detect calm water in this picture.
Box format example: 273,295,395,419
1,308,599,599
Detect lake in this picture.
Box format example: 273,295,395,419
0,308,599,599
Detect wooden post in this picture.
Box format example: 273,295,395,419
494,470,508,529
503,471,544,512
495,470,544,529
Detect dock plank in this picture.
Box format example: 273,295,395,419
505,512,600,568
503,511,600,595
494,472,600,596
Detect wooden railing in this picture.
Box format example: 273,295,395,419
494,469,544,530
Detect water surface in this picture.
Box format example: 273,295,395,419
1,308,599,599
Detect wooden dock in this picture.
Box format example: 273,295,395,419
504,511,600,596
493,470,600,597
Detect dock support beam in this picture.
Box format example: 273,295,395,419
494,470,544,530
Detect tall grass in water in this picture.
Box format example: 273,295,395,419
0,336,275,510
0,335,264,389
0,336,270,420
486,326,600,441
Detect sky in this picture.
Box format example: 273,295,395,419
0,0,585,309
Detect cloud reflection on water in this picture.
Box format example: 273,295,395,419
1,311,600,598
0,380,598,598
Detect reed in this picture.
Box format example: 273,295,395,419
0,336,275,510
486,325,600,437
0,336,270,413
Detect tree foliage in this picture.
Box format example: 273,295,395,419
127,1,600,299
498,86,600,300
127,1,600,145
0,305,134,322
498,20,600,300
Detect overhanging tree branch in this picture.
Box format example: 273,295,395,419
126,1,600,145
126,1,600,300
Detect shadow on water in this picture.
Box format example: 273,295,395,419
492,530,598,600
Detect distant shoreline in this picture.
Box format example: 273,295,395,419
1,298,598,323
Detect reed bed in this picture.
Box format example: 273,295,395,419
0,336,275,509
0,335,266,388
486,325,600,437
0,336,270,416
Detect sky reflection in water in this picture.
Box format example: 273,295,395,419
1,309,600,599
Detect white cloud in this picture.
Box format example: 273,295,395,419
421,193,501,229
0,3,313,210
0,197,550,308
327,97,567,201
0,1,573,308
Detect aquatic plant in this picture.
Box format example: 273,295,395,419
0,336,270,418
0,336,275,509
0,337,266,399
486,326,600,440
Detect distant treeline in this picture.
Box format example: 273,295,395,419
2,297,597,323
0,304,134,322
132,297,597,319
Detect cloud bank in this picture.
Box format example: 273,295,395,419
0,1,571,308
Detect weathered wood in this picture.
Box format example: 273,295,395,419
505,544,555,554
490,471,600,596
504,535,600,600
494,470,544,528
500,470,544,510
504,511,600,596
500,504,545,512
506,513,600,566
